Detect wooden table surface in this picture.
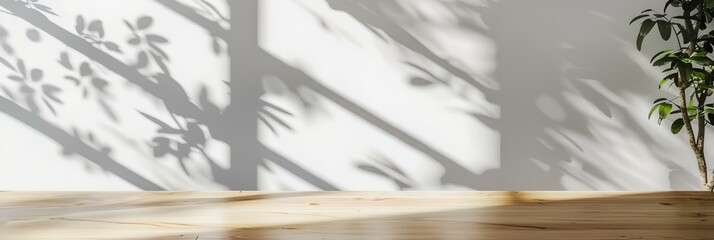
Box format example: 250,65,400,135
0,191,712,239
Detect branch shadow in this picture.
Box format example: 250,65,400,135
0,95,163,190
0,0,693,191
0,0,337,190
313,0,692,190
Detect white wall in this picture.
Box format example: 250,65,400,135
0,0,703,190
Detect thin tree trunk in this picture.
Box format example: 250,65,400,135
695,93,711,191
678,5,710,191
677,85,708,188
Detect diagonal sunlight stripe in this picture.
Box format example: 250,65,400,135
326,0,495,93
260,145,340,191
263,54,481,188
155,0,482,189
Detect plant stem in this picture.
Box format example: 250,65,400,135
678,85,707,188
679,3,710,191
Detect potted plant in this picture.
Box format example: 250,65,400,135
632,0,714,191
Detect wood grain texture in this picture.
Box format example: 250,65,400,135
0,191,712,239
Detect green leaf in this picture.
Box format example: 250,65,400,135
669,81,676,88
637,19,656,51
653,97,668,104
671,118,684,134
657,20,672,40
649,103,662,119
707,0,714,8
686,106,696,116
653,56,678,66
664,72,679,80
675,24,692,44
659,78,670,89
665,0,674,12
672,15,699,20
658,103,673,124
630,14,650,25
691,51,708,57
692,67,708,74
692,68,708,80
689,57,714,65
651,48,672,63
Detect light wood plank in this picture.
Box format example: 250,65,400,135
0,192,712,239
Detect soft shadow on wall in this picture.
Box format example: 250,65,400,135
470,0,699,190
256,0,699,190
0,0,698,190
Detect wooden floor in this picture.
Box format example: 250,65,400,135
0,192,712,239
